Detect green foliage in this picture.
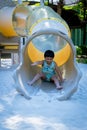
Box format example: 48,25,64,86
76,58,87,63
76,45,87,55
76,45,87,64
44,0,49,5
35,3,40,6
76,46,82,55
64,1,87,21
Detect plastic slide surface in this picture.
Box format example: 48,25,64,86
0,5,29,37
0,5,82,100
13,6,82,100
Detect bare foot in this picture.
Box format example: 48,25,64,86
27,82,32,86
56,86,63,90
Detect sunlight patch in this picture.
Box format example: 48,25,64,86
3,115,69,130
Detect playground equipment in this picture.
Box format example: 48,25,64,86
0,4,82,100
0,5,29,37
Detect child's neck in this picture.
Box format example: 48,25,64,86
46,61,52,65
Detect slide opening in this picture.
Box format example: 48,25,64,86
23,29,74,84
27,33,71,67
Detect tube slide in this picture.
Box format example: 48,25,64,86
0,5,29,37
13,6,82,100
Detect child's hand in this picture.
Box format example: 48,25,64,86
31,61,42,66
31,62,37,66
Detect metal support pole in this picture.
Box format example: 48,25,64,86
40,0,44,6
0,53,1,67
18,0,22,4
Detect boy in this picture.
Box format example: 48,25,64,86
28,50,63,90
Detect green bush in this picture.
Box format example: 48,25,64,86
76,45,87,55
76,58,87,63
76,45,87,64
75,46,82,55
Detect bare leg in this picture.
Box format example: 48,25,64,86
28,73,45,85
51,76,63,90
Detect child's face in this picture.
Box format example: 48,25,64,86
45,57,53,64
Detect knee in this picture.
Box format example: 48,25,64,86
38,73,44,78
52,76,57,82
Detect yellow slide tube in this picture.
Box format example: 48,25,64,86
0,3,81,100
0,5,29,37
28,42,71,66
0,7,17,37
12,6,81,100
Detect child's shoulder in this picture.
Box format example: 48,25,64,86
53,61,58,67
53,61,56,65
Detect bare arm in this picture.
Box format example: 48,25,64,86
55,63,63,82
31,60,43,66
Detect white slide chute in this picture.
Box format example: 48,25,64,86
0,4,82,100
13,5,82,100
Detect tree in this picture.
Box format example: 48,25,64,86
57,0,65,15
78,0,87,45
57,0,87,45
82,0,87,45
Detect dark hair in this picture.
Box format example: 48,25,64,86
44,50,55,58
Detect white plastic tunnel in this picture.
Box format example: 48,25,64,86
0,4,29,37
13,6,82,100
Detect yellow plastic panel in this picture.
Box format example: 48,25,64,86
0,7,17,37
28,42,71,66
0,5,29,37
4,45,18,50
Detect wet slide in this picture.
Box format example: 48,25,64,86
0,5,82,100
